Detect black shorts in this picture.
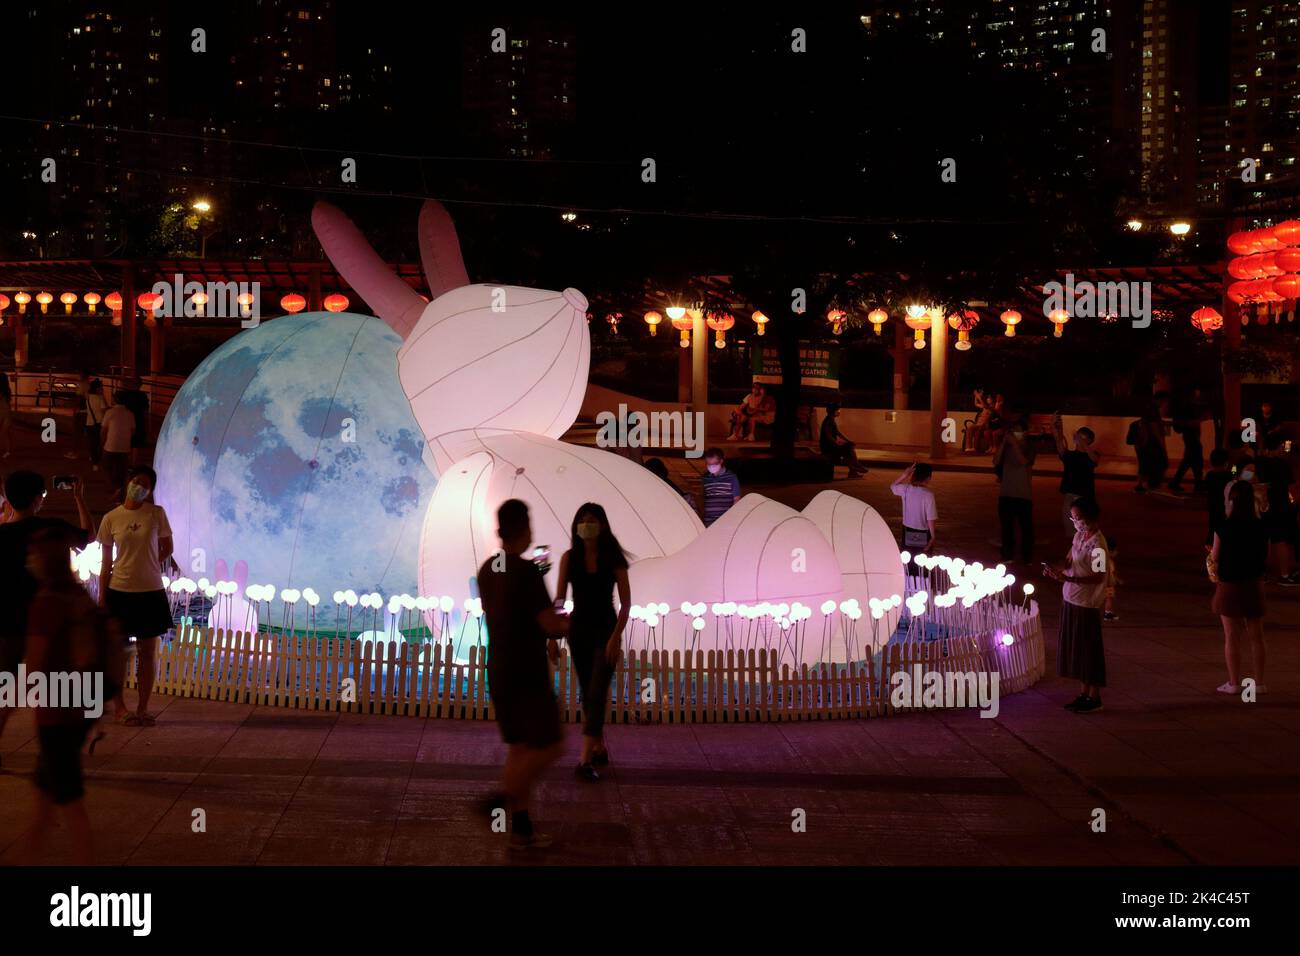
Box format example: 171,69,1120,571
106,588,173,641
36,722,93,805
489,671,562,749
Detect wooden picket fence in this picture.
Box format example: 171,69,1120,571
124,605,1043,723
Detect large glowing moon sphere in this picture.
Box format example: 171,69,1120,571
153,312,438,631
396,284,591,469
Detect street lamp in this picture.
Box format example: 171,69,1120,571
1169,221,1192,237
192,199,215,256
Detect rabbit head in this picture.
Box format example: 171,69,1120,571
312,201,589,471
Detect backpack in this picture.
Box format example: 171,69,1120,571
1125,420,1142,446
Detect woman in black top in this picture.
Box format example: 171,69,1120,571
1210,480,1269,695
555,503,631,781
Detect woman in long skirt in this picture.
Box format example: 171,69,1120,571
1044,498,1110,713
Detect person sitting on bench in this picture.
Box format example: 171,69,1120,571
727,383,776,441
820,404,866,477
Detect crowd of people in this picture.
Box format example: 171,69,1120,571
0,370,1293,854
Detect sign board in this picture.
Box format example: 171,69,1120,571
751,343,840,389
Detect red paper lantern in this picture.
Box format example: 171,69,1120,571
59,292,77,313
1227,231,1256,255
999,309,1022,337
1272,275,1300,299
280,293,306,314
323,294,349,312
1048,308,1070,338
948,309,980,351
1275,248,1300,272
1229,257,1261,280
1190,307,1223,333
1252,230,1281,252
826,308,848,335
1272,220,1300,246
867,308,888,335
706,312,735,348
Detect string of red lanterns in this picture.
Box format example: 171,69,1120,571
1227,220,1300,325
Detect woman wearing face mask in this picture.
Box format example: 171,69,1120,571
1042,498,1110,714
554,503,630,781
97,465,174,726
1209,480,1269,694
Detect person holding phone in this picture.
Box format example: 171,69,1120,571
97,465,173,727
1042,497,1110,714
554,503,631,781
476,499,570,850
0,471,93,766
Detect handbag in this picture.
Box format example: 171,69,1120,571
903,528,930,550
1205,552,1219,584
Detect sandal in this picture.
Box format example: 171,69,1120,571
136,713,157,727
121,713,144,727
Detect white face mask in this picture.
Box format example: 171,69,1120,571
1240,469,1254,482
576,521,600,540
707,463,722,475
127,482,150,504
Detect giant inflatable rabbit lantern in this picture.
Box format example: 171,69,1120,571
312,201,903,662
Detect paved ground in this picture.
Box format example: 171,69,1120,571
2,414,1298,865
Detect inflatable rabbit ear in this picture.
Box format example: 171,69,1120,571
312,201,467,339
417,200,470,294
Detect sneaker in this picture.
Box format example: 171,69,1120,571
1064,694,1089,711
1103,611,1119,622
591,749,610,766
1277,574,1300,588
1215,682,1240,695
508,830,554,850
1072,696,1103,714
574,762,600,782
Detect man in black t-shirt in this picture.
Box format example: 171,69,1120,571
476,498,569,850
0,471,94,759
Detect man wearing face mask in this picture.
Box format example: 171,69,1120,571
97,465,173,727
700,448,741,527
